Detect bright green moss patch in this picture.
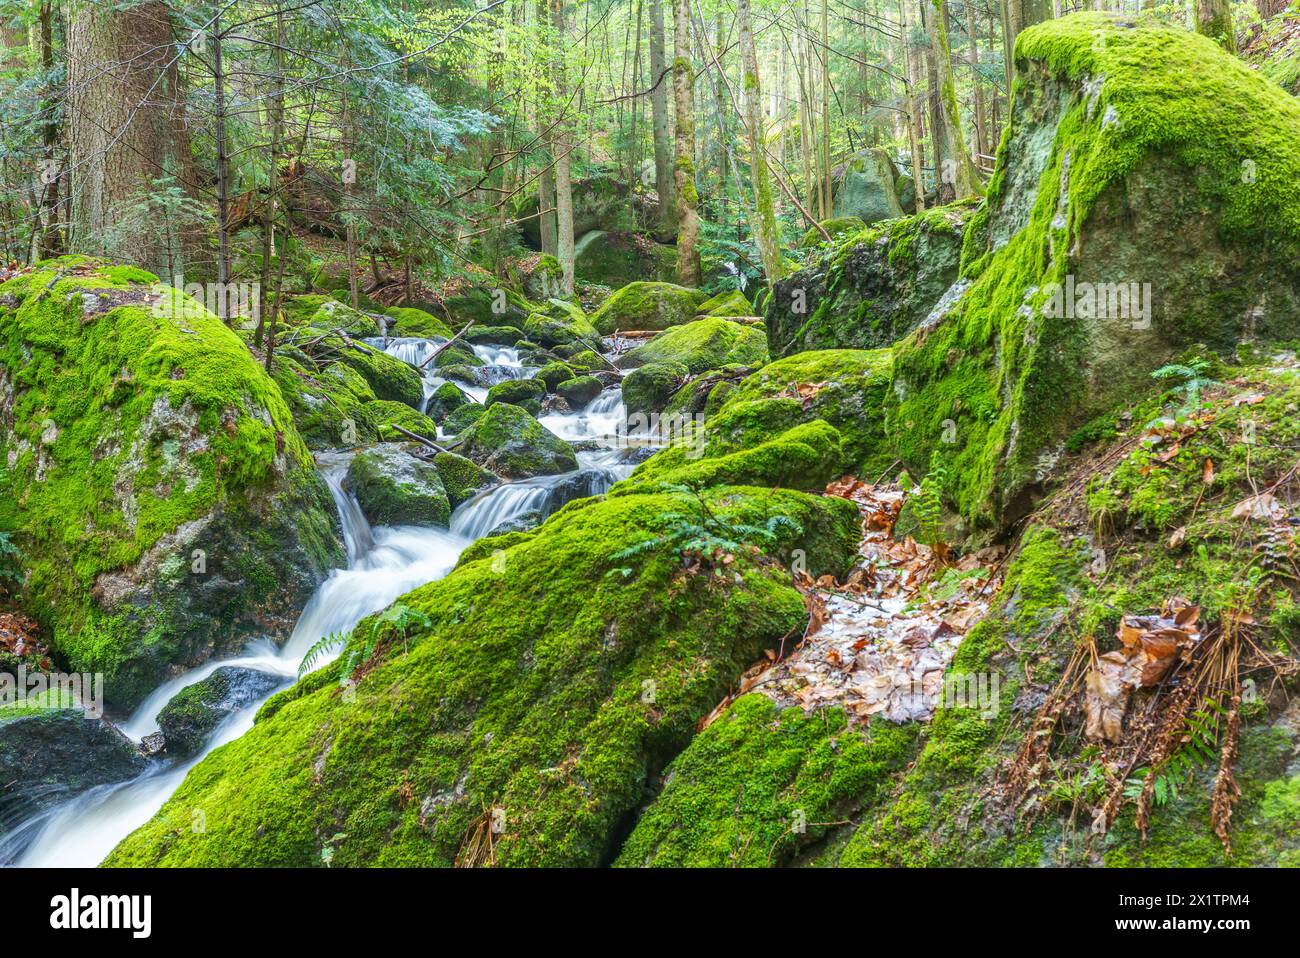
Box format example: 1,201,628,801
105,487,856,867
619,318,768,375
0,257,342,707
592,282,708,334
617,695,918,867
886,14,1300,533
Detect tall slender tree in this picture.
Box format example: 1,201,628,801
672,0,699,285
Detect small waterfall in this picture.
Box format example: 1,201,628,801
368,337,529,410
3,332,636,868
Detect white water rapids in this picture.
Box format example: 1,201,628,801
0,335,636,867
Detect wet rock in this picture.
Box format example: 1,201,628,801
157,667,286,758
345,444,452,527
456,404,578,479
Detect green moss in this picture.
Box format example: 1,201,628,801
617,695,918,866
333,340,424,407
441,402,488,435
717,348,894,477
532,361,575,392
484,378,547,409
621,361,690,417
385,306,453,339
359,400,439,442
0,257,342,707
345,445,450,527
522,301,599,348
431,452,497,509
887,15,1300,531
456,403,577,479
104,487,857,867
619,318,768,375
696,289,753,317
592,282,708,335
308,299,381,337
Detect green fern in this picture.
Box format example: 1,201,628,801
911,453,948,546
297,602,433,683
1151,359,1218,413
610,483,802,567
1123,696,1225,808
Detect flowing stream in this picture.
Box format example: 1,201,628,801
0,336,637,867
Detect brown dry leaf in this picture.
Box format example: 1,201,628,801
1168,525,1187,549
1085,651,1141,743
1231,492,1285,522
1202,458,1215,485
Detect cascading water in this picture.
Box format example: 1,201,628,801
370,337,527,407
1,339,649,867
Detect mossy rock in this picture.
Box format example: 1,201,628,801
333,340,424,408
464,325,524,346
621,361,690,417
717,348,894,477
767,200,975,356
156,666,285,758
104,486,858,866
385,306,453,339
592,282,709,334
522,301,599,347
456,403,578,479
616,694,917,866
308,299,381,338
430,451,498,509
485,377,547,409
425,381,468,423
573,230,677,287
277,294,333,327
344,444,451,527
696,289,754,317
0,708,147,822
359,400,440,442
555,375,603,407
887,14,1300,532
618,318,769,375
825,147,904,224
441,402,488,435
270,355,380,449
615,419,845,494
564,349,604,373
532,361,576,392
433,345,484,369
0,257,344,708
799,216,868,248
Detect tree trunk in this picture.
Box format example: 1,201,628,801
737,0,784,282
672,0,700,286
902,0,928,211
1001,0,1049,88
649,0,675,233
551,0,575,294
927,0,981,199
66,0,183,275
212,12,231,292
966,0,988,161
1197,0,1238,53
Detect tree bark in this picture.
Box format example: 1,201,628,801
551,0,575,294
1197,0,1238,53
649,0,675,233
672,0,700,286
901,0,928,211
927,0,981,199
66,0,184,275
737,0,784,282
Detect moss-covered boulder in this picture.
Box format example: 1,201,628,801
555,375,603,407
0,708,147,823
0,258,345,708
104,486,858,867
573,230,677,287
156,666,285,758
344,444,451,527
592,282,709,334
424,381,468,423
532,361,575,392
516,174,636,247
616,694,917,866
270,354,380,449
456,403,578,479
441,402,488,435
825,148,906,224
697,289,753,317
484,377,547,409
359,400,439,442
333,339,424,408
767,200,975,356
277,294,333,328
614,419,845,494
385,306,453,339
621,361,690,417
888,15,1300,532
308,299,381,337
715,349,894,476
522,301,599,348
464,325,524,346
618,318,769,374
430,451,498,509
